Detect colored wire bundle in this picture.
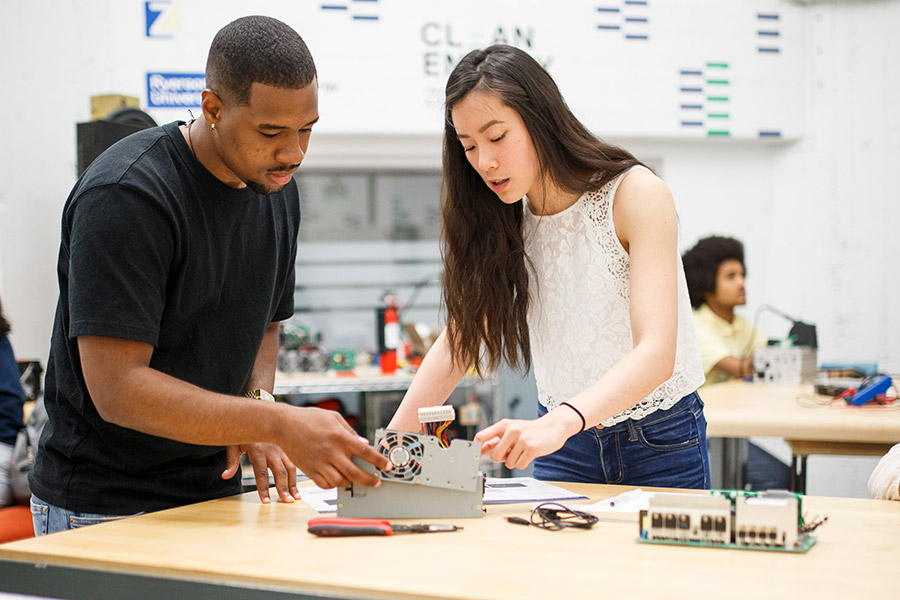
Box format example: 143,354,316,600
800,514,828,534
417,405,457,448
420,420,453,448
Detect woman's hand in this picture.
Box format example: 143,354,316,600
473,407,583,470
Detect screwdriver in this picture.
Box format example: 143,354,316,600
307,517,463,537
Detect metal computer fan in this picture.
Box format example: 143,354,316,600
377,431,423,482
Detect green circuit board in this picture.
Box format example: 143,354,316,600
636,531,817,553
636,489,824,553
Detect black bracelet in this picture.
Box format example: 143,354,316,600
559,402,586,434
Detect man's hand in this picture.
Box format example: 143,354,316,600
277,406,392,490
222,443,300,504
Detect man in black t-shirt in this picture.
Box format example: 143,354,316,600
30,16,389,535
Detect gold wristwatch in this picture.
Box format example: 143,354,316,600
245,389,275,402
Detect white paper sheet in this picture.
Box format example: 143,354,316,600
298,485,340,513
483,477,587,504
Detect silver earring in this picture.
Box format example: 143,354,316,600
210,123,216,131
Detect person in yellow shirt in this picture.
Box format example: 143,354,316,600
683,237,767,384
683,236,790,490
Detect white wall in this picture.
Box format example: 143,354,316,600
684,1,900,373
0,0,900,384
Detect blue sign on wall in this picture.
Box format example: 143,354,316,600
145,1,180,38
147,73,204,108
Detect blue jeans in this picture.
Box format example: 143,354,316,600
533,392,710,489
745,442,791,491
30,495,143,536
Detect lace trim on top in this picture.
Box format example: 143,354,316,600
524,166,704,426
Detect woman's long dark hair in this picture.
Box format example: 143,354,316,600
441,44,645,375
0,298,10,337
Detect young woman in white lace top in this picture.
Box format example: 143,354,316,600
387,45,709,488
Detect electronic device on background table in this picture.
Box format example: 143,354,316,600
845,375,893,405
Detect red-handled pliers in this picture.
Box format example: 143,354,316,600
307,517,462,537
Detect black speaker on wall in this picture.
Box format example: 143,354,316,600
76,108,158,176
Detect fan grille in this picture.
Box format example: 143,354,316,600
378,432,423,481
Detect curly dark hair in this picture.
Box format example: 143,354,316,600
682,236,745,309
441,45,645,375
206,15,317,106
0,298,10,337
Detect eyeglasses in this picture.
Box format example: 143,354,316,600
506,502,599,531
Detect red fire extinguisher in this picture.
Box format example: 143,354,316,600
378,292,399,375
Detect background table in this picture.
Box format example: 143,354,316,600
2,483,899,600
701,380,900,492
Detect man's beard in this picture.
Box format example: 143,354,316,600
246,179,281,195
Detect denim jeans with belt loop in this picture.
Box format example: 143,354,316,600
533,392,710,489
30,495,144,536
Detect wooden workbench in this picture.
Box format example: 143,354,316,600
1,482,898,599
701,380,900,491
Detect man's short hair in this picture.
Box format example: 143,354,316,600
206,15,317,106
682,236,745,309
